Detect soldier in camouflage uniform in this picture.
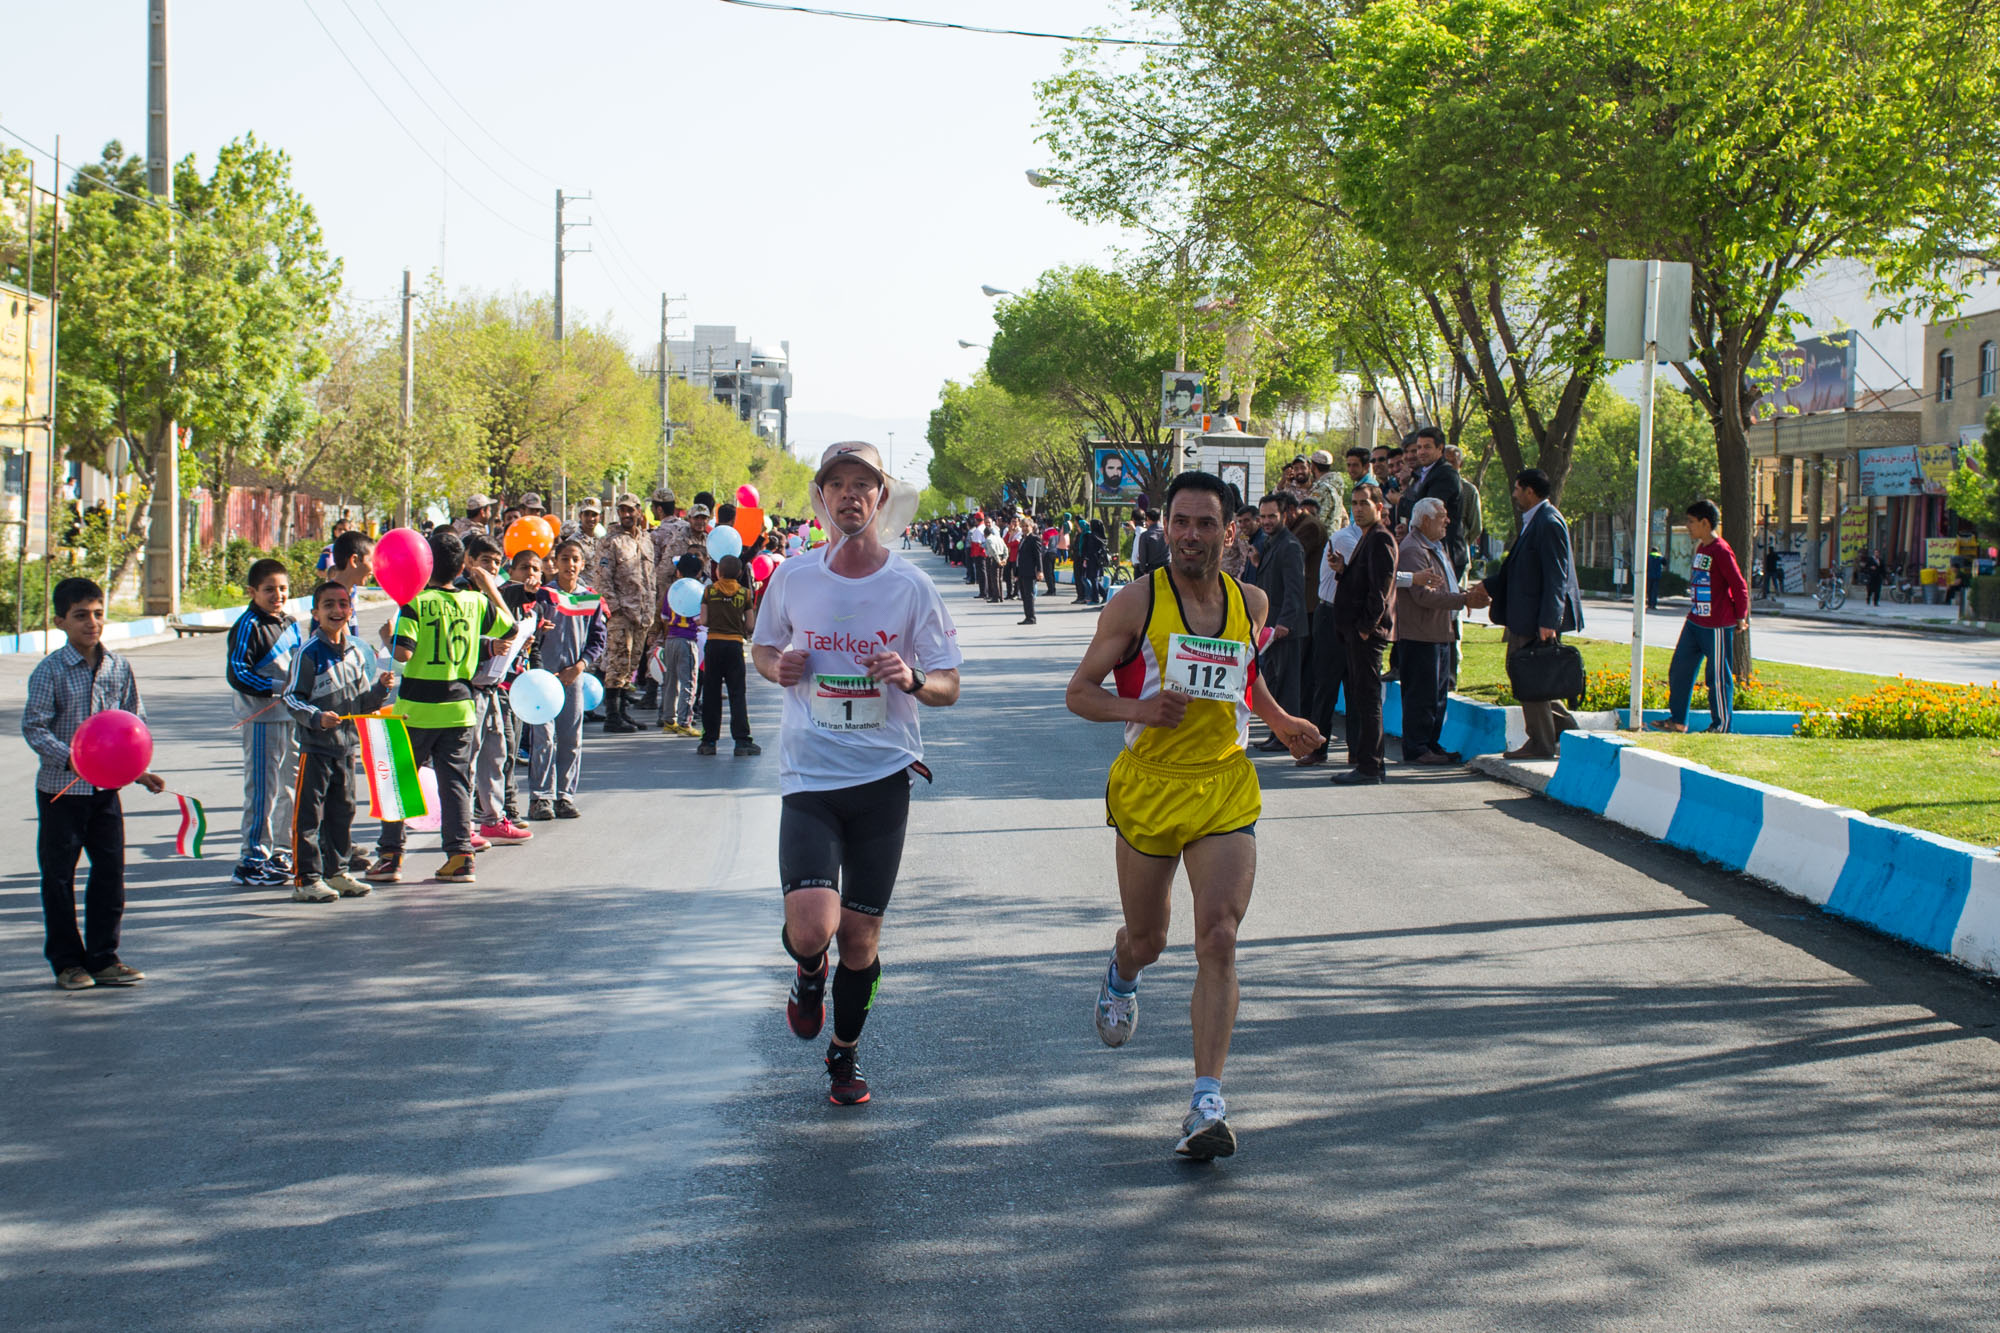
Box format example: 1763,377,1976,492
596,493,656,733
450,493,495,538
650,489,692,569
683,504,712,575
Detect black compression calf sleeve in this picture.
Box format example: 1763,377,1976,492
832,958,882,1045
781,925,827,975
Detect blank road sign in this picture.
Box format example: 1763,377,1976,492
1605,259,1694,363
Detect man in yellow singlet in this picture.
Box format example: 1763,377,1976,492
1065,470,1322,1160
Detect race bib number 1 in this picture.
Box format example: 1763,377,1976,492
810,674,887,731
1165,634,1250,702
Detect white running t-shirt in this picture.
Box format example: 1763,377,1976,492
754,548,964,796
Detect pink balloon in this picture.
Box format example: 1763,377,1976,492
736,484,761,508
750,554,775,581
71,709,152,789
374,527,434,605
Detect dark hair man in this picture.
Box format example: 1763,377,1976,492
1475,468,1584,759
1065,470,1321,1160
1401,426,1466,575
1250,493,1307,742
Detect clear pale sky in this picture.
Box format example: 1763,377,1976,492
4,0,1133,484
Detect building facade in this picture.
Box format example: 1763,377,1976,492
667,324,793,447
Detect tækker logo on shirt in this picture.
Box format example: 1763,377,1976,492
807,630,891,656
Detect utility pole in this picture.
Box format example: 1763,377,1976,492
668,294,684,490
553,189,590,512
142,0,179,615
397,268,414,529
552,189,592,345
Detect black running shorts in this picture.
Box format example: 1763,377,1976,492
777,770,913,917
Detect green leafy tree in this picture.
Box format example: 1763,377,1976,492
1037,0,1604,507
926,373,1092,513
985,266,1184,500
1563,385,1719,521
53,136,341,586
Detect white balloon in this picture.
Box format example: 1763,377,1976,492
510,668,565,725
667,578,704,618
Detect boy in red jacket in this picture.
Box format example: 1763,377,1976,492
1652,498,1749,733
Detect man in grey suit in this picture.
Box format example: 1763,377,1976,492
1477,468,1584,760
1250,493,1306,748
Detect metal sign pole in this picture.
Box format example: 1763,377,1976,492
1628,260,1662,730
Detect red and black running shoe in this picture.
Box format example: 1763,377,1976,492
787,963,827,1040
826,1044,870,1106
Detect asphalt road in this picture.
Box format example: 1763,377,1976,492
3,552,1997,1331
1571,600,1996,686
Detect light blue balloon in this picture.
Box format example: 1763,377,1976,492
578,672,605,713
667,577,704,618
353,639,380,676
707,525,744,560
511,668,565,725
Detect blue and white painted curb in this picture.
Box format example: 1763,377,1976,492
1542,730,2000,976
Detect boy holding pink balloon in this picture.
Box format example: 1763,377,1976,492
22,577,166,990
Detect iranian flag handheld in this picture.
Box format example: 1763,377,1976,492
172,794,208,858
549,588,602,617
357,715,428,821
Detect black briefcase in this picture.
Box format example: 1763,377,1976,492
1507,638,1586,704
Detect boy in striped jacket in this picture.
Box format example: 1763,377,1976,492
282,581,394,902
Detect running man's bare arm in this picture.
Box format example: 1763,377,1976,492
1065,581,1185,729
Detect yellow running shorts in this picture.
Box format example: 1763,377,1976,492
1104,748,1261,859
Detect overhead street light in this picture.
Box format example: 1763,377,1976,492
1025,170,1058,188
957,340,989,349
980,285,1013,297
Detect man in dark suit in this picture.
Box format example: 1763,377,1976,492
1014,519,1043,625
1403,425,1466,576
1250,493,1306,747
1477,468,1585,760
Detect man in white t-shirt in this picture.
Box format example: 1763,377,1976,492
752,441,964,1107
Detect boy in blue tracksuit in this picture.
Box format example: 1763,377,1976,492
282,581,394,902
528,538,605,820
226,558,298,887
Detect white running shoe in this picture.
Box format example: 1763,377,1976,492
1175,1093,1236,1160
1094,953,1137,1048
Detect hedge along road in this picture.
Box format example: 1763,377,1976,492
0,553,1997,1330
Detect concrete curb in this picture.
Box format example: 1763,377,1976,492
1383,683,1798,758
1526,730,2000,977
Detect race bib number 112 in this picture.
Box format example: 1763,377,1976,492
1165,634,1250,702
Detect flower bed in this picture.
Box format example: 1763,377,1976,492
1795,679,2000,740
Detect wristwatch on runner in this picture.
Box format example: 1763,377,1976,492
903,665,927,695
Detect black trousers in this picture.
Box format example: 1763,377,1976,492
292,748,357,884
1297,628,1316,724
1042,551,1058,594
1400,639,1449,757
1259,632,1302,716
1342,628,1388,774
378,725,475,855
1002,560,1017,599
1018,569,1037,621
1310,602,1347,747
702,639,752,743
38,788,125,975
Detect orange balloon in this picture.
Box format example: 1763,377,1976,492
733,505,765,545
504,516,555,560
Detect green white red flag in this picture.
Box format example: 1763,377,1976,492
173,793,207,858
549,588,602,617
357,715,428,821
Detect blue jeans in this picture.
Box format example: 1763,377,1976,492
1667,620,1734,731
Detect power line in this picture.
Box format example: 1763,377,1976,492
591,199,664,292
715,0,1182,45
298,0,539,240
333,0,542,205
